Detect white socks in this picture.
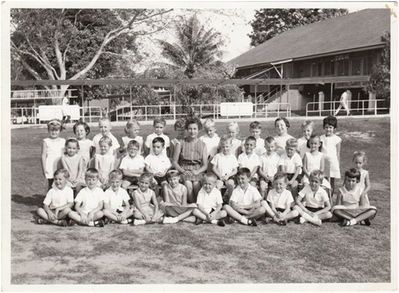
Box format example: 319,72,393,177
240,216,249,225
134,219,146,225
163,217,179,224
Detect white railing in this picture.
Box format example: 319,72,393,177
11,89,77,100
114,102,291,121
11,106,103,125
306,99,389,117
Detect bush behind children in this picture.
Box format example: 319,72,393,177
37,115,377,228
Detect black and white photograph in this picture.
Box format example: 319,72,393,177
1,0,397,290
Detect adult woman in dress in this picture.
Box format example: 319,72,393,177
173,116,208,203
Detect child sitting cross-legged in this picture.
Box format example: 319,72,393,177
161,170,197,224
293,170,332,226
36,169,74,226
103,170,134,224
68,168,106,227
223,167,265,226
332,168,377,227
261,172,299,225
192,173,228,226
132,173,164,225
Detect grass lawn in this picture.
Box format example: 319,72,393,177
10,117,391,284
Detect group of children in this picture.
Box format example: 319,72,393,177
37,115,377,228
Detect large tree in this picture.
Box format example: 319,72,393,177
158,14,224,79
11,8,172,99
248,9,348,46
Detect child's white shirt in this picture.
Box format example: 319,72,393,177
200,134,220,158
95,153,115,181
238,152,261,173
196,187,223,213
145,133,170,156
274,134,294,151
254,137,266,156
104,187,130,211
43,137,66,179
260,152,280,178
267,189,294,210
297,137,310,158
278,152,303,174
144,153,172,175
211,153,239,177
298,185,329,209
119,154,145,173
93,133,120,154
77,138,94,164
75,186,105,214
43,186,74,208
122,136,143,153
230,185,262,206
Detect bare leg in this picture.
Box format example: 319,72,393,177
175,210,194,222
247,206,266,219
280,209,299,221
182,216,196,223
354,209,377,223
192,181,201,202
103,209,119,222
225,179,235,201
184,180,194,203
333,209,354,221
192,208,207,220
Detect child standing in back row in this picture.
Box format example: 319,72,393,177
41,119,66,190
60,138,86,192
258,137,280,199
238,136,261,183
121,119,143,155
144,117,170,156
92,118,120,155
226,122,242,157
73,121,94,166
353,151,371,206
320,116,341,197
249,121,266,156
297,121,314,158
120,140,145,189
200,118,220,160
94,136,116,189
278,138,302,197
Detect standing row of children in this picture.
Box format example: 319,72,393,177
37,115,377,227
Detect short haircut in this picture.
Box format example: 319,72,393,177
353,151,367,163
124,119,140,134
127,139,140,149
273,172,288,183
202,172,217,182
174,118,186,130
99,117,110,125
219,135,232,145
65,138,80,149
139,172,153,182
308,134,320,142
309,170,324,182
152,137,165,146
323,115,337,129
166,170,180,181
153,117,166,126
301,120,314,129
99,135,113,146
286,138,298,148
237,167,251,178
203,118,215,129
47,119,62,131
265,136,275,144
345,168,361,182
275,117,290,128
185,117,202,130
86,168,99,178
53,168,70,179
109,169,123,180
245,136,257,144
73,121,91,135
227,121,239,132
249,121,261,130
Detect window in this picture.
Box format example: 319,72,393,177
311,62,318,77
337,59,349,76
351,58,362,75
324,60,335,76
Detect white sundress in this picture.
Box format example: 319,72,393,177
320,134,342,178
303,151,324,184
43,137,65,179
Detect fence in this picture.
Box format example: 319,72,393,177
306,99,389,117
113,103,291,121
11,89,77,100
11,106,103,125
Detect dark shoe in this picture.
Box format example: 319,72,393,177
94,219,105,227
217,219,226,227
35,218,45,225
277,220,287,226
225,216,234,224
58,219,68,227
360,219,371,226
195,218,203,225
67,219,76,226
248,218,258,227
341,219,349,227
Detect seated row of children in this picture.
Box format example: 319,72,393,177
39,115,376,227
36,164,376,228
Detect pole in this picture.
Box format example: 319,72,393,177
330,83,334,116
81,84,84,121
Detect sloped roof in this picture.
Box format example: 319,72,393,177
230,9,390,69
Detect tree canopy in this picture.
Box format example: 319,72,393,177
248,9,348,46
11,8,172,96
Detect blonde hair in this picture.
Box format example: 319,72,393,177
286,138,298,148
124,119,140,134
301,120,314,129
203,118,216,129
353,151,368,164
227,122,239,133
219,135,232,146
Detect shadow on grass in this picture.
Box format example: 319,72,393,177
12,194,43,207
